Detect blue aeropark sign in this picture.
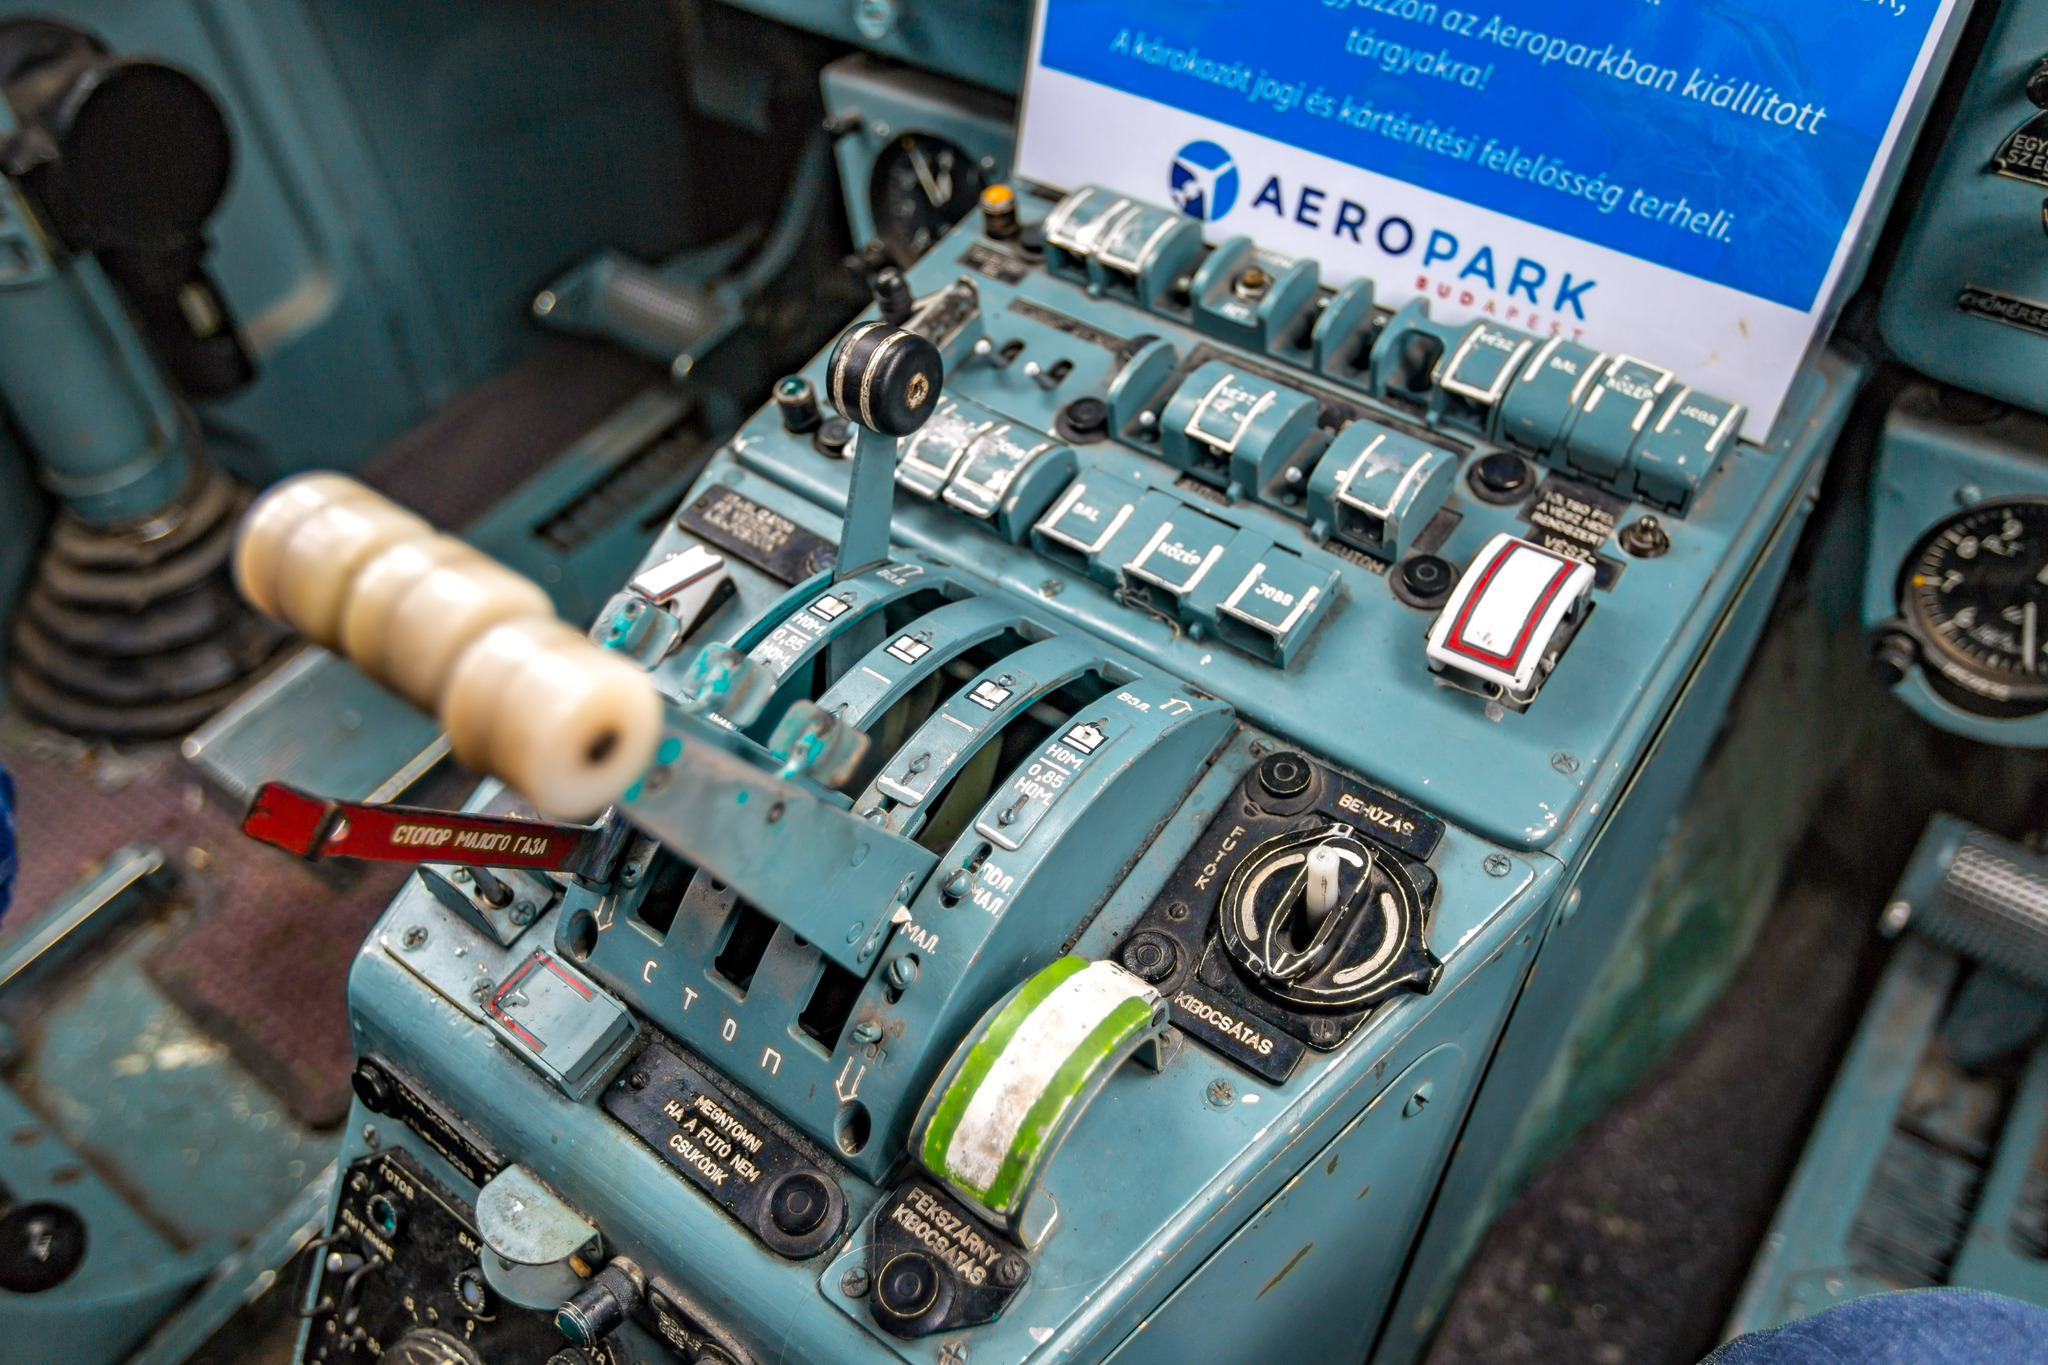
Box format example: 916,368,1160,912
1035,0,1942,314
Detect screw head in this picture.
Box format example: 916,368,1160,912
1550,751,1581,775
511,901,538,925
451,868,471,884
401,925,429,950
840,1265,871,1298
886,956,920,990
1206,1078,1235,1108
1483,853,1513,878
851,1021,883,1045
1881,899,1913,936
629,1072,649,1090
361,1124,379,1148
1307,1016,1342,1046
995,1255,1028,1288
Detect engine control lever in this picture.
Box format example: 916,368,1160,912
824,321,945,581
241,781,625,880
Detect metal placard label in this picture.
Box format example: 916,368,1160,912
1168,980,1304,1084
357,1055,506,1188
1520,474,1625,561
867,1178,1028,1336
1992,111,2048,189
1327,776,1444,861
959,242,1032,284
603,1039,844,1256
1957,285,2048,339
679,486,836,584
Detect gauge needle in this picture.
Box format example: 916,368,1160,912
908,144,945,207
2027,601,2037,675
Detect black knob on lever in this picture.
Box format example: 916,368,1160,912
827,321,944,436
825,322,945,582
871,266,915,326
2027,55,2048,109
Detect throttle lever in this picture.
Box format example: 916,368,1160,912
241,781,623,880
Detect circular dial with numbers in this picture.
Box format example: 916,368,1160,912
1902,498,2048,717
869,133,983,267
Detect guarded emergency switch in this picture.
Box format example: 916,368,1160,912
1425,532,1596,709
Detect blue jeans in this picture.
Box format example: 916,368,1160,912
1709,1291,2048,1364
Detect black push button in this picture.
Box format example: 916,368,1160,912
1469,452,1533,504
0,1201,86,1293
769,1172,832,1236
875,1251,942,1319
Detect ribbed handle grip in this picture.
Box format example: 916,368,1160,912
1917,825,2048,992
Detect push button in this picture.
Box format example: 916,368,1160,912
896,397,996,499
1433,321,1537,431
1496,337,1606,455
1123,506,1238,607
1033,473,1145,571
1564,355,1676,482
1306,422,1458,561
941,420,1078,542
1042,187,1136,283
1425,532,1595,706
1190,237,1321,357
1205,544,1340,666
1158,361,1325,499
1630,386,1744,513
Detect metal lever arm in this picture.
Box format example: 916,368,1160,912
242,781,616,878
823,320,945,581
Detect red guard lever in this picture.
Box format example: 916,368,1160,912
242,782,615,877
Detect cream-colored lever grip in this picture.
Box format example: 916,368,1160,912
234,472,662,819
233,472,419,623
443,617,663,820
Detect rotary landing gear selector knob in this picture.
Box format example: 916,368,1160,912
1217,824,1441,1012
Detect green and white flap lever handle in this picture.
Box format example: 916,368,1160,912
913,957,1170,1241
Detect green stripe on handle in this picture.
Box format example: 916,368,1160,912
918,957,1164,1222
980,995,1158,1212
920,955,1089,1179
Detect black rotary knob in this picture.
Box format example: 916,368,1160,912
871,267,915,326
827,322,945,438
556,1257,644,1345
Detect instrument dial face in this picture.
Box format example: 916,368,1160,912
870,133,983,267
1902,498,2048,715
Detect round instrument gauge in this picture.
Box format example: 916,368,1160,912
1901,498,2048,717
869,132,983,267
